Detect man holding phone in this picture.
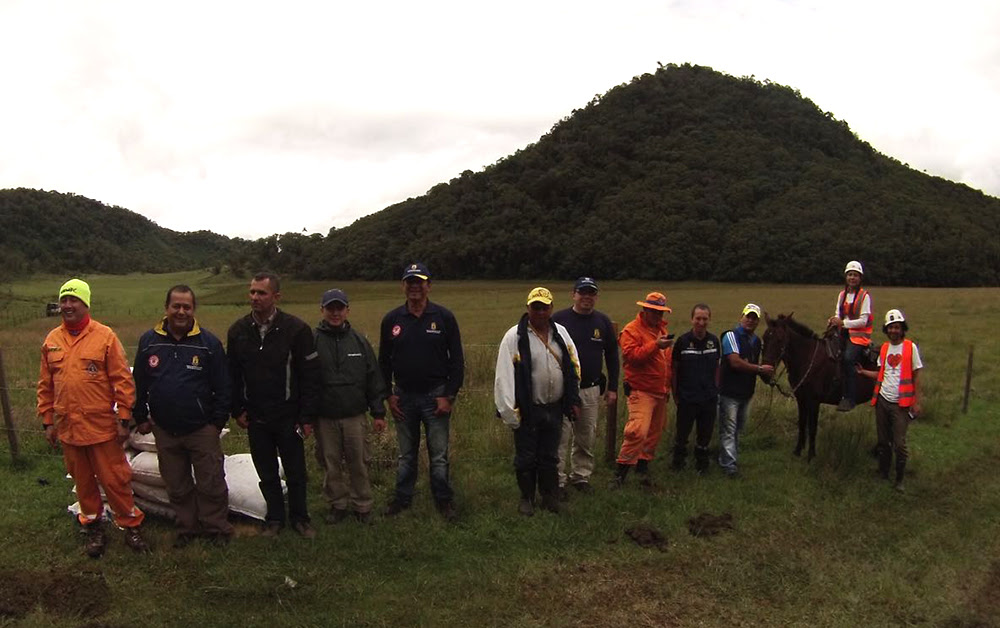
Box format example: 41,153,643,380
611,292,673,488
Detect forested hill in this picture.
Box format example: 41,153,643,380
287,63,997,286
0,189,237,277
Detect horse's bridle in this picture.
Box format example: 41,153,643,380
765,329,822,399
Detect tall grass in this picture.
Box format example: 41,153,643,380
0,273,998,626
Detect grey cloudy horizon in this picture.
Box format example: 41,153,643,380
2,0,997,240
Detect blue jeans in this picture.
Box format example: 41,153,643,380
717,394,751,474
842,342,863,402
393,388,453,505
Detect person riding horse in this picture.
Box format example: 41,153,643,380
827,260,873,412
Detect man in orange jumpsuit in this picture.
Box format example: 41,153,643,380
37,278,149,558
611,292,673,488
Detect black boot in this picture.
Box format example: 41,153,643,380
636,459,654,487
516,470,536,515
537,468,560,514
894,461,906,492
609,463,630,489
877,445,891,480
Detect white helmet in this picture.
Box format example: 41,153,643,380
844,260,864,275
883,309,908,332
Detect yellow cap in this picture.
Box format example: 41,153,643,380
58,279,91,308
742,303,762,318
526,287,553,305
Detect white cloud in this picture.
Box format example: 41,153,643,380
1,0,997,238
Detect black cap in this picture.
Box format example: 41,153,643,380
402,262,430,280
320,289,349,307
574,276,598,292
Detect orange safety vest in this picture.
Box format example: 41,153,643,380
871,339,915,407
838,288,872,346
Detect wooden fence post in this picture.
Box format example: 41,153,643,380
605,322,619,465
962,345,974,414
0,348,20,461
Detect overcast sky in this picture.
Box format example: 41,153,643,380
2,0,997,239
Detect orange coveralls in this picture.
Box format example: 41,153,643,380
37,320,144,528
616,313,672,465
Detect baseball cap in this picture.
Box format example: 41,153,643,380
402,262,430,280
636,291,671,312
321,289,349,308
742,303,762,318
59,278,91,308
527,287,554,305
574,277,599,292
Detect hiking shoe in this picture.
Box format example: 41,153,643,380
84,523,107,559
260,521,282,537
436,500,457,522
207,533,231,547
384,500,410,517
355,511,373,525
173,532,197,549
836,398,855,412
608,476,625,490
571,482,594,494
124,527,150,554
325,508,350,525
893,481,905,493
291,521,317,539
518,498,534,517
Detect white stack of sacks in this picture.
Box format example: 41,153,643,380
68,429,286,522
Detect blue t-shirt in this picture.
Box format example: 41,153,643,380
719,324,761,400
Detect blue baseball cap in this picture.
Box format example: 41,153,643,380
574,277,599,292
321,289,349,307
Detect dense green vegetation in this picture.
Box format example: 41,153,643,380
0,189,238,278
4,64,999,285
303,64,999,285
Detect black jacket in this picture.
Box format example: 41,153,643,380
227,309,321,424
314,320,386,419
133,319,230,435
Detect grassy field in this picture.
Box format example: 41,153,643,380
0,272,998,627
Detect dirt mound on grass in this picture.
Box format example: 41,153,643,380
687,512,734,537
0,569,110,620
625,524,668,551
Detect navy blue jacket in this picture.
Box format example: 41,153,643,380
378,301,464,397
133,319,231,435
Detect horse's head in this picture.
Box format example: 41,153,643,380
760,312,793,379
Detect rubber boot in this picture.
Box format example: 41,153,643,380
538,468,560,514
695,446,710,475
894,461,906,492
609,463,630,489
516,470,536,516
636,459,654,487
877,445,891,481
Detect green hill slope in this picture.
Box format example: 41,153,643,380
0,188,238,276
299,63,999,286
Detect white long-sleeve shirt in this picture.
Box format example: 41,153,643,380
494,322,580,428
835,291,872,329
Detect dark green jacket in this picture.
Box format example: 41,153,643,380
314,320,386,419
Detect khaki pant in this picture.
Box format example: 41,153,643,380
617,390,668,465
153,424,233,536
315,415,373,514
558,385,600,487
63,438,144,528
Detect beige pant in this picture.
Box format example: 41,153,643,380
315,415,373,514
558,386,601,487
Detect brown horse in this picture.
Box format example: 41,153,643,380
760,313,876,460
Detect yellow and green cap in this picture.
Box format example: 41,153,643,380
59,278,91,308
526,287,553,306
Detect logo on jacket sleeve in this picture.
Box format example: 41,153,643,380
148,355,160,368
